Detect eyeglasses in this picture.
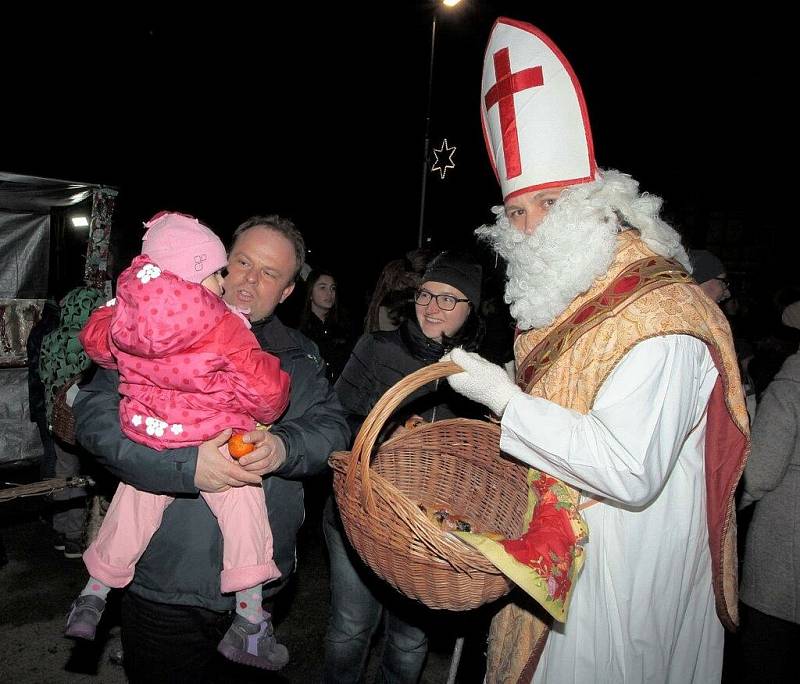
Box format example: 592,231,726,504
716,277,731,290
414,289,470,311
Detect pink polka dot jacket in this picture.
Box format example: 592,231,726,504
79,255,290,450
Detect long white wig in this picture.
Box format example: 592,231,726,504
477,170,691,331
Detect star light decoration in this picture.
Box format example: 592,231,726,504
431,138,456,179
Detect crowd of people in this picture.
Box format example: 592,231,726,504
16,15,798,684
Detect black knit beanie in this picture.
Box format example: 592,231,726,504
689,249,725,285
421,252,482,307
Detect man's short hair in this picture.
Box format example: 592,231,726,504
231,215,306,282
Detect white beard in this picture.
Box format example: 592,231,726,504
477,170,691,331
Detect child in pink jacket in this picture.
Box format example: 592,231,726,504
65,212,292,671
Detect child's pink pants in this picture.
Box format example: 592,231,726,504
83,478,279,593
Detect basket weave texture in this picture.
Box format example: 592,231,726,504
330,361,530,611
51,375,81,445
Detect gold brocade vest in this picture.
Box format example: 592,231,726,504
485,232,750,684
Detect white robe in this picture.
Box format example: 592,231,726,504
500,334,724,684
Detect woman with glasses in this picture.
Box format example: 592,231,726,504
323,251,486,684
689,249,731,305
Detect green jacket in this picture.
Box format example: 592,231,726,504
39,286,105,424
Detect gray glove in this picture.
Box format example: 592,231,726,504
444,347,522,416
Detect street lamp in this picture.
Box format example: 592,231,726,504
417,0,463,248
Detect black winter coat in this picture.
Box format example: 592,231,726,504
300,313,353,384
335,318,485,443
25,301,60,423
74,315,349,610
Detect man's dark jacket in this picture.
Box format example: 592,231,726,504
74,315,349,611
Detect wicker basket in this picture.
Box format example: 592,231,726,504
330,361,530,611
51,375,81,445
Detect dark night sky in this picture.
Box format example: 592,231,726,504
2,3,791,304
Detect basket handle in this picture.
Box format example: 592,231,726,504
345,360,462,513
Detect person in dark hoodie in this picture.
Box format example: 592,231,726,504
299,269,353,383
26,298,61,479
323,251,485,684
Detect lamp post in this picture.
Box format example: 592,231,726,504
417,0,463,248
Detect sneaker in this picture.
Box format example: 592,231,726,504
53,533,66,551
65,595,106,641
63,539,83,559
217,614,289,670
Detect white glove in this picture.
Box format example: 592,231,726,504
444,347,522,417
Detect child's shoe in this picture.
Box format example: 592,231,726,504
217,613,289,670
64,595,105,640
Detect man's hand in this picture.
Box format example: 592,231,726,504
194,429,264,492
237,429,287,477
444,347,522,417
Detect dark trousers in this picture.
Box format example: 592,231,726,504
322,496,428,684
121,591,232,684
739,603,798,683
51,439,88,542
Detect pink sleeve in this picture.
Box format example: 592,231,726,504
216,316,291,425
79,306,117,369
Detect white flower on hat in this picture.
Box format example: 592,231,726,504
136,264,162,284
170,423,183,435
132,414,142,427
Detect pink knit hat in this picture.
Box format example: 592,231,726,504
141,211,228,284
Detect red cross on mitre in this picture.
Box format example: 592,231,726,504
480,18,597,201
484,48,544,180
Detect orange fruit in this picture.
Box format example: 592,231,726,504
228,432,254,459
